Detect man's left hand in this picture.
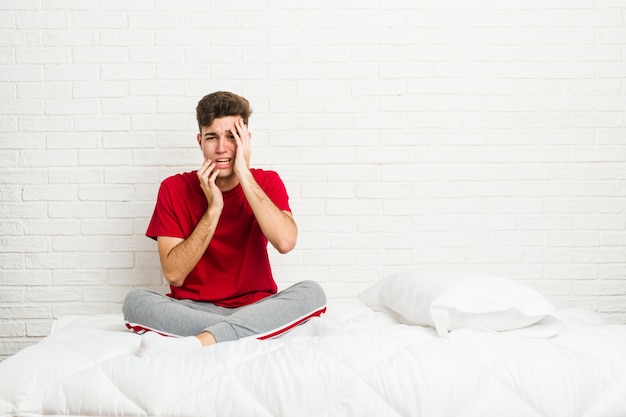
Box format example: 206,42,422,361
231,118,251,178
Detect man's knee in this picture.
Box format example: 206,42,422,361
296,280,327,308
122,288,151,321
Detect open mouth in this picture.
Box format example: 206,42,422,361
215,158,231,168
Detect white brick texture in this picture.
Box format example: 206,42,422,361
1,1,625,360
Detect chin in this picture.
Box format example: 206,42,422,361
217,170,237,184
217,168,234,177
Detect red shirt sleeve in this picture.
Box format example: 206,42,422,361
256,169,291,213
145,177,186,241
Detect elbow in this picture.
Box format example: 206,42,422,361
273,231,297,254
275,240,296,254
269,213,298,254
163,270,185,288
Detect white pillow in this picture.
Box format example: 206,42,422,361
358,269,560,337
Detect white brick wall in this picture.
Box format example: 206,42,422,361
1,1,625,359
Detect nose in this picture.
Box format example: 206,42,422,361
216,137,226,153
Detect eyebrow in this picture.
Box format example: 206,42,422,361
202,129,235,138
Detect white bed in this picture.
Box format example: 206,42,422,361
2,271,626,417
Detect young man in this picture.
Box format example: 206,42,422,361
122,91,326,356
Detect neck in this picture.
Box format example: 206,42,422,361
216,177,239,192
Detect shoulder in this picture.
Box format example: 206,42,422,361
157,171,200,202
250,169,289,201
251,168,282,184
160,171,198,189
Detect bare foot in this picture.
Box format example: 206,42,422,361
196,331,217,346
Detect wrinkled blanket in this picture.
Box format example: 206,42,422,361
1,300,626,417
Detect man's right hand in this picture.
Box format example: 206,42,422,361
197,157,224,213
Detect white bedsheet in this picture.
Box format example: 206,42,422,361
1,299,626,417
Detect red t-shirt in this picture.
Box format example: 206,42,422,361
146,169,292,307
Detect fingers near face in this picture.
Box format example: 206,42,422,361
198,159,219,182
209,167,219,182
232,118,249,139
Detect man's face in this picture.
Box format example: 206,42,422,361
196,116,240,181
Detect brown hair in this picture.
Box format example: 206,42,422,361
195,91,252,132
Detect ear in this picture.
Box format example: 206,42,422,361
196,133,202,148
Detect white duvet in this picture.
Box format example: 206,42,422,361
1,299,626,417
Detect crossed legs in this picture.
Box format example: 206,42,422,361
122,280,326,355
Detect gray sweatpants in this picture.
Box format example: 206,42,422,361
122,280,326,343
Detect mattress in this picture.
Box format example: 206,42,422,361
1,298,626,417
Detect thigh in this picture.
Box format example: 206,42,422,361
122,288,229,337
252,280,327,326
205,280,327,341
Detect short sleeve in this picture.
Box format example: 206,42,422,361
145,180,185,240
257,170,291,213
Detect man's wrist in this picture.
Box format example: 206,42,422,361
201,205,222,227
236,166,254,185
207,204,222,218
